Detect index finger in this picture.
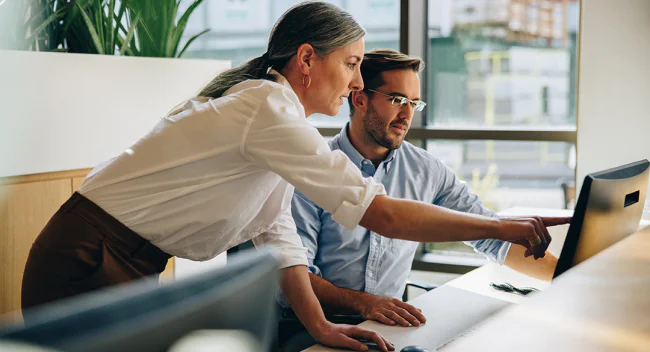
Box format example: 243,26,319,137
541,217,572,227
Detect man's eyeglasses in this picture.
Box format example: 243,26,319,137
366,89,427,112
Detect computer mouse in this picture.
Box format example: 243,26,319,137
400,345,432,352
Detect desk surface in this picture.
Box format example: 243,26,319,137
445,207,573,304
304,208,650,351
442,224,650,352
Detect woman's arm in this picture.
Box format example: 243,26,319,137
360,195,570,259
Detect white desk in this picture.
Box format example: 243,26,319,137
442,224,650,352
445,207,572,304
303,208,649,351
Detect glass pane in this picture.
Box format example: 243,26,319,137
180,0,400,127
427,0,580,129
425,139,576,254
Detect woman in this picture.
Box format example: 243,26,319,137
22,2,565,351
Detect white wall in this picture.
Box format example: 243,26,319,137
0,51,231,275
174,255,228,280
0,51,230,177
576,0,650,190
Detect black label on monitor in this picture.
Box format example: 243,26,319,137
624,190,640,208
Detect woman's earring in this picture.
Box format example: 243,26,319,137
302,74,311,88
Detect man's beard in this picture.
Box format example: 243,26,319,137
362,104,406,150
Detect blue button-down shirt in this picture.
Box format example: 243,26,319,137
279,124,510,306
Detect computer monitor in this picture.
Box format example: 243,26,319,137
553,159,650,278
0,247,280,352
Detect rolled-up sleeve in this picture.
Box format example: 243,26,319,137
291,190,324,276
242,86,386,230
432,159,511,264
252,205,308,269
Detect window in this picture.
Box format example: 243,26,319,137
422,0,580,257
424,139,575,254
427,0,578,129
180,0,400,126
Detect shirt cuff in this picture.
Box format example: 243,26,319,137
331,177,386,230
496,241,512,265
274,248,309,269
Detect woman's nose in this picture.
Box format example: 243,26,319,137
350,70,364,92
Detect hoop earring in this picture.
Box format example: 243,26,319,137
302,74,311,88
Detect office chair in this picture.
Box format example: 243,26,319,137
560,178,576,209
403,280,438,301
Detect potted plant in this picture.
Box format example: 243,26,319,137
0,0,209,58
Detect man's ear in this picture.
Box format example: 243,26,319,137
351,90,368,116
295,43,316,75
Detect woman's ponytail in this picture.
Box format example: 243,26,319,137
198,52,271,98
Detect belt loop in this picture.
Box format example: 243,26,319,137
59,192,83,213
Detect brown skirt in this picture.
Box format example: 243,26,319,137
21,192,171,311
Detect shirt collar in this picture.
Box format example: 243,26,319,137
268,68,293,91
337,123,398,167
338,124,366,167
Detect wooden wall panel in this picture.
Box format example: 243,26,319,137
159,259,175,282
1,168,176,319
0,179,72,316
71,177,85,193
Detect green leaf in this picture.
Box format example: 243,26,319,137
115,9,140,55
92,1,104,52
177,28,209,58
110,0,208,58
119,13,140,56
107,0,116,53
170,0,204,57
113,0,128,46
75,2,104,54
116,33,139,56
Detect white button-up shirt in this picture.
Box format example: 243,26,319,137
78,70,386,268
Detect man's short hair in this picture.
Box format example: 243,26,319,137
348,49,424,117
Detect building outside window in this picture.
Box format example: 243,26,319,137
424,0,579,256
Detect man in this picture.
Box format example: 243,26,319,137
278,49,559,329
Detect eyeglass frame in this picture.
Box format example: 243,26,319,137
365,88,427,112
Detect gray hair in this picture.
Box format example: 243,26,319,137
198,1,365,98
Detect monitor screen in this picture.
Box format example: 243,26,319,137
0,248,279,352
553,159,650,278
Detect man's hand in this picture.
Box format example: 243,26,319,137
359,294,426,327
311,321,394,352
496,216,571,259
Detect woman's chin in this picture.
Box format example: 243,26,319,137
326,105,341,116
313,109,339,117
310,103,341,117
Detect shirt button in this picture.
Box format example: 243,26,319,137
373,239,379,246
363,160,369,164
368,272,374,278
